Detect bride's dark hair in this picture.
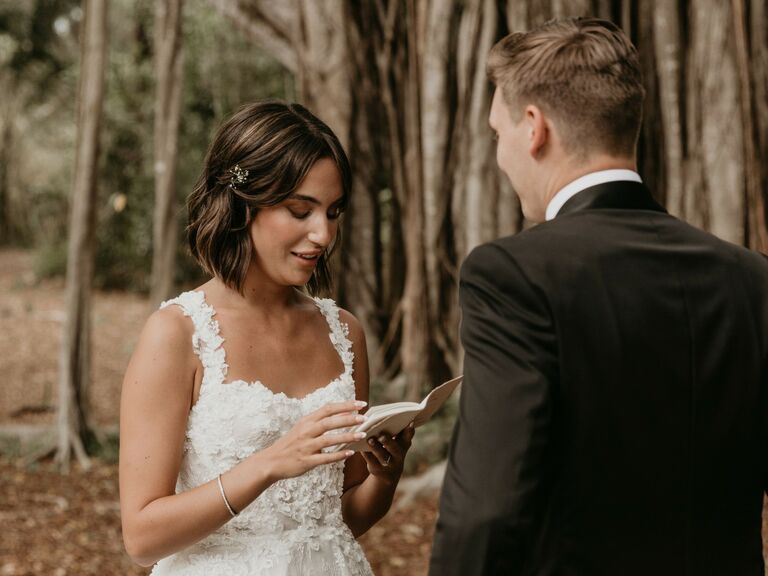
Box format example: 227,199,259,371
187,100,351,296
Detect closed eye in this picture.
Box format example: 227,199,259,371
288,206,343,220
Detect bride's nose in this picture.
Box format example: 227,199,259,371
307,215,335,248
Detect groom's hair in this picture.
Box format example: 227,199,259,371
487,17,644,159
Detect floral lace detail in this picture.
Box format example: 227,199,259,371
314,297,355,375
160,290,228,392
152,291,372,576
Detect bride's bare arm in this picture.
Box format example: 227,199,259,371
340,311,414,537
119,307,365,567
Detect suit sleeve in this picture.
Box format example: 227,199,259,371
429,242,558,576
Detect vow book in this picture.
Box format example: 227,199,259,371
339,375,463,452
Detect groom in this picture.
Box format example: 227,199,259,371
430,17,768,576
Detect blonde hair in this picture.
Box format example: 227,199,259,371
487,17,645,158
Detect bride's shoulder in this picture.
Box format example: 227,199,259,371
336,307,362,333
123,298,198,401
334,307,366,352
138,300,196,359
303,293,365,345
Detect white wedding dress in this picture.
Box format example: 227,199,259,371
150,290,373,576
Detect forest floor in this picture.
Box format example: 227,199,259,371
0,248,438,576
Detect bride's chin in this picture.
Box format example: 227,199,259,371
283,272,314,287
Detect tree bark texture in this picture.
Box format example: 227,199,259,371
0,113,12,244
56,0,108,471
150,0,184,306
216,0,768,392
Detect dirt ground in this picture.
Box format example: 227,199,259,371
0,250,146,427
0,456,438,576
0,248,438,575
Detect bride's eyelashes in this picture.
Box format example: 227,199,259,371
287,205,344,221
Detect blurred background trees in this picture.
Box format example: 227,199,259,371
149,0,184,306
0,0,289,290
1,0,767,450
56,0,107,470
213,0,768,402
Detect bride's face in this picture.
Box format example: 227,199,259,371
248,157,344,287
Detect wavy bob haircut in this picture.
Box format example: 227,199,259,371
187,100,352,296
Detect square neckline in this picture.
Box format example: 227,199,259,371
194,290,352,403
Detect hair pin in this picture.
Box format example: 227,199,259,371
228,164,249,190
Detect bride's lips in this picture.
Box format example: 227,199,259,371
291,251,321,267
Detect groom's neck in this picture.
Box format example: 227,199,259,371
539,153,638,210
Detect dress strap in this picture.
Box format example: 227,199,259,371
313,297,355,375
159,291,228,388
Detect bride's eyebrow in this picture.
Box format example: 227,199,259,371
288,193,344,206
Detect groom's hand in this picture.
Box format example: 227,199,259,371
361,422,415,484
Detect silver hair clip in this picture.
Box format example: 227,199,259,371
228,164,249,190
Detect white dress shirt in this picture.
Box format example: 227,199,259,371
545,169,643,221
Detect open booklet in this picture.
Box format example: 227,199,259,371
335,375,463,452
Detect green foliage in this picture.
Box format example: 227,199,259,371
0,0,80,90
33,241,67,280
7,0,293,291
85,429,120,463
0,0,79,244
95,0,155,290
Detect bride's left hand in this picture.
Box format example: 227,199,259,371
361,422,415,484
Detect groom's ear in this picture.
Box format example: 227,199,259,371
524,105,548,159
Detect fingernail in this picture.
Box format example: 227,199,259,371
368,438,375,445
345,450,355,457
355,400,367,408
354,432,366,439
379,435,387,443
354,415,366,423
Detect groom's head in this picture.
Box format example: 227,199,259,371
487,17,645,222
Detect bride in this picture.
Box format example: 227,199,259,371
119,100,414,575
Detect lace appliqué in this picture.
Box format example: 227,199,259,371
152,291,371,576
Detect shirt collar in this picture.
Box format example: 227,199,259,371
545,169,643,221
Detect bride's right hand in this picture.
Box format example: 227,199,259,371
261,400,368,481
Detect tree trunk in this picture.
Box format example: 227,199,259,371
56,0,108,472
207,0,297,73
732,0,768,252
750,0,768,253
460,0,498,254
150,0,184,306
399,1,431,400
0,113,12,244
294,0,351,148
684,0,744,244
420,0,454,370
339,4,387,370
653,0,684,215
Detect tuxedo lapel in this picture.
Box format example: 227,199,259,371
556,181,667,218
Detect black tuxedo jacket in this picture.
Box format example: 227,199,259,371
430,181,768,576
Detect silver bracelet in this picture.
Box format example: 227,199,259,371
217,474,238,517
